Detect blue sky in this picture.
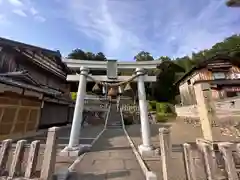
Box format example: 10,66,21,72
0,0,239,61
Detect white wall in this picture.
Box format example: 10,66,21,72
175,97,240,118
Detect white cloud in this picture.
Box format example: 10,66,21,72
34,15,46,22
63,0,145,59
30,7,38,15
12,9,27,17
8,0,23,7
56,0,240,59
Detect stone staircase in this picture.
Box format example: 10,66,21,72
106,102,123,129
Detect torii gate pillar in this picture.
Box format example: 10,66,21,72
136,68,153,154
60,67,89,156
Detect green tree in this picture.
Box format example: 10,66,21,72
85,52,95,60
95,52,107,61
68,49,87,59
134,51,154,61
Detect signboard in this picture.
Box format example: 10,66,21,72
107,60,118,79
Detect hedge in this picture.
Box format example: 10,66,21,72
148,101,173,113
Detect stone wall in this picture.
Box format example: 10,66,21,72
175,97,240,118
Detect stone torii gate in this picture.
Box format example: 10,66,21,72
62,59,161,156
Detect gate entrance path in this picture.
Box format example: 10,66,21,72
73,129,145,180
71,104,145,180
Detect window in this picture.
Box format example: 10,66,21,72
212,72,226,80
226,91,237,98
187,80,191,85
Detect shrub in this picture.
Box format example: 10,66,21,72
156,112,175,123
156,102,172,113
71,92,77,100
148,101,157,111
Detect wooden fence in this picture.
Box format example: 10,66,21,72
0,93,41,141
0,127,59,180
159,127,240,180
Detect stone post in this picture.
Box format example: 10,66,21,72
136,68,153,155
183,143,197,180
218,142,238,180
40,127,59,180
0,139,12,175
9,140,27,177
159,127,171,180
68,66,89,149
197,141,215,180
25,140,40,179
194,83,216,141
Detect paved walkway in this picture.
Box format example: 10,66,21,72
73,129,145,180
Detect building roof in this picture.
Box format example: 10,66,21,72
0,37,70,75
194,79,240,86
0,37,59,57
174,54,240,86
0,71,62,96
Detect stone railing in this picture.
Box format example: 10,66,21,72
0,127,59,180
159,127,240,180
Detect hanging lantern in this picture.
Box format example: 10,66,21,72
92,83,101,94
108,87,118,97
124,83,132,93
118,85,123,95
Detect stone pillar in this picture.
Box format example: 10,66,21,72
197,141,216,180
159,128,171,180
183,143,197,180
135,68,153,155
194,83,215,141
218,142,238,180
67,67,89,149
41,127,59,180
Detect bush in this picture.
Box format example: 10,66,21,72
156,102,172,113
148,101,157,111
156,112,176,123
71,92,77,100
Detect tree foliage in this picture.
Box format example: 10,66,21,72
134,51,154,61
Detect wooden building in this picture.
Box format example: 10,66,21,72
0,37,73,140
175,55,240,106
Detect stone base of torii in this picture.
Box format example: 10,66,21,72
59,59,162,158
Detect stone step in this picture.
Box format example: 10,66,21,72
106,126,122,129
